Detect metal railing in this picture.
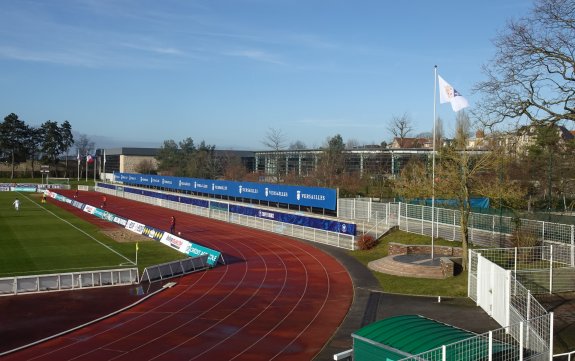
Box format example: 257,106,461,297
0,268,139,296
140,255,210,283
399,314,553,361
338,198,575,248
98,185,357,250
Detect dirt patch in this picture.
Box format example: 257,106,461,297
100,229,151,243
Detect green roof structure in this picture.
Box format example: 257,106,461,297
352,315,512,361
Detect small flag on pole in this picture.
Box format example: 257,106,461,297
438,75,469,112
77,150,80,161
86,154,94,163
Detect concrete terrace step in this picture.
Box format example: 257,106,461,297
368,256,445,279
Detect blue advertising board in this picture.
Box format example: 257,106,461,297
229,204,356,235
99,183,355,236
114,172,337,210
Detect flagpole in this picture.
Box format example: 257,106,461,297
85,155,88,182
431,65,438,260
77,150,80,182
93,155,96,183
103,149,106,181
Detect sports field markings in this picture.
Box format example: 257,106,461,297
21,192,136,266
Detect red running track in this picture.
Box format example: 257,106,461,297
4,191,353,361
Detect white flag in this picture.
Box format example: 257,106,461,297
438,75,469,112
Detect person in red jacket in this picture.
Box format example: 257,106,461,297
170,216,176,234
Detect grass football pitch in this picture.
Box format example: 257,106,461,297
0,191,186,277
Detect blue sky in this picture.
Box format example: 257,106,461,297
0,0,531,150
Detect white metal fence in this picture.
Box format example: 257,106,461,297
0,268,139,296
471,246,575,295
337,199,396,241
469,248,557,360
339,199,575,248
398,202,575,247
98,186,357,250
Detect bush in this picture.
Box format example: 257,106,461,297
357,234,377,250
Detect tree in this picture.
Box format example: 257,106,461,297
346,139,361,149
195,141,219,179
24,126,43,178
393,112,526,270
433,116,444,148
41,120,64,175
0,113,29,178
60,120,74,177
222,152,249,181
156,139,181,175
179,137,197,176
261,128,287,183
134,159,157,174
387,113,413,147
156,138,218,178
314,134,345,187
515,124,575,212
289,140,307,150
475,0,575,129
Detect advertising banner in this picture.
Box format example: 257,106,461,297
46,190,223,267
114,173,337,210
160,232,191,254
142,225,164,241
126,220,146,234
187,243,222,266
229,204,356,235
84,204,97,215
159,232,222,266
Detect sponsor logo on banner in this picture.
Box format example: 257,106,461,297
268,189,288,197
299,192,326,201
188,243,221,265
126,220,145,234
239,185,258,194
113,216,128,227
296,190,301,200
71,200,84,209
142,226,164,241
258,210,275,219
161,233,189,252
214,184,227,191
84,205,96,214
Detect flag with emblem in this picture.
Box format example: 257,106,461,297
438,75,469,112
